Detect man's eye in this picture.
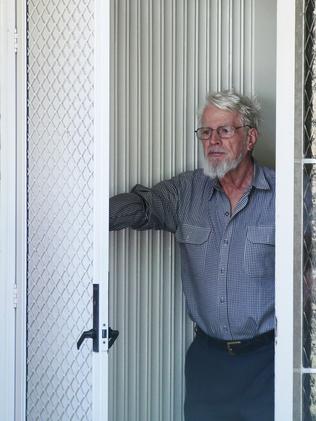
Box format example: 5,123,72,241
220,126,232,134
197,128,211,138
201,129,210,136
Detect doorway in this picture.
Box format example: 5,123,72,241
0,1,284,420
109,1,276,420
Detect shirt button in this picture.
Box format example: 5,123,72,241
223,239,228,245
222,326,228,332
220,297,225,303
220,268,224,274
224,211,229,217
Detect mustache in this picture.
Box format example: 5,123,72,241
206,148,226,154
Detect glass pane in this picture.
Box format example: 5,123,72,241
26,1,94,419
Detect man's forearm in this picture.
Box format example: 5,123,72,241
109,192,148,231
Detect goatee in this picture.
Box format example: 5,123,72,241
202,152,244,179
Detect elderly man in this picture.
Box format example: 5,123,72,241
110,90,275,421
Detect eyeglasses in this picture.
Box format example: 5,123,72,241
194,125,249,140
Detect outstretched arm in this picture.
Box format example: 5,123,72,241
109,177,181,233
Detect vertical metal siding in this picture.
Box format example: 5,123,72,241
109,1,265,420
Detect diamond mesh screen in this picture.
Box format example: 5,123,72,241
303,165,316,369
303,374,316,420
304,0,316,158
26,1,94,420
304,1,316,417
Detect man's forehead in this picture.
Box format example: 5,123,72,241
201,105,241,122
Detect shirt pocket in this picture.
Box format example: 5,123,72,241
244,226,275,278
175,224,211,275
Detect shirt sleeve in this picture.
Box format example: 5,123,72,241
109,177,181,233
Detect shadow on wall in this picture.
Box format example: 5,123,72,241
253,96,276,169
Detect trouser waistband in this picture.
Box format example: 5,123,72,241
194,326,274,356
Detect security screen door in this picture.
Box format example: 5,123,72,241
23,1,110,420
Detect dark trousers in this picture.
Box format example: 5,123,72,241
184,334,274,421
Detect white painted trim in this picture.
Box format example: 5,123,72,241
92,0,110,419
301,368,316,374
15,1,28,419
0,1,17,420
302,159,316,164
275,0,296,419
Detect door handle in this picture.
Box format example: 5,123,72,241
77,328,97,350
108,328,119,348
102,327,119,349
77,284,119,351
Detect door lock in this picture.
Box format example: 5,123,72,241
102,327,119,349
77,284,119,352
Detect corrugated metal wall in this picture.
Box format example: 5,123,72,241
109,1,276,420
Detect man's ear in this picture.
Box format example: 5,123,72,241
247,128,258,152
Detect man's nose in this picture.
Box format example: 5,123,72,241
206,129,221,145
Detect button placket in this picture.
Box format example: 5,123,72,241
217,223,233,336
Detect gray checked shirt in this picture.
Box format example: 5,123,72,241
110,160,275,340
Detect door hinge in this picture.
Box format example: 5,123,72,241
13,285,18,308
14,28,18,53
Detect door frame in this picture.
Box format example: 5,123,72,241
275,0,302,419
0,1,18,420
0,0,302,419
92,0,111,419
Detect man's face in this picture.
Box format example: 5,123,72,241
200,105,257,179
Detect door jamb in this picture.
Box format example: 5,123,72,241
0,0,22,420
275,0,298,419
92,0,111,418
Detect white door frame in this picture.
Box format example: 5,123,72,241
92,0,110,418
0,1,18,420
0,1,111,420
275,0,300,419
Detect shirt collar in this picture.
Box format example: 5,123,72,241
251,160,271,190
207,177,221,199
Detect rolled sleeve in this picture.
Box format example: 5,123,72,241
109,178,180,232
109,192,148,231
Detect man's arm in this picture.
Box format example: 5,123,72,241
109,190,148,231
110,177,181,233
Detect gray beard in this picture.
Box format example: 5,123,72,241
202,152,244,179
